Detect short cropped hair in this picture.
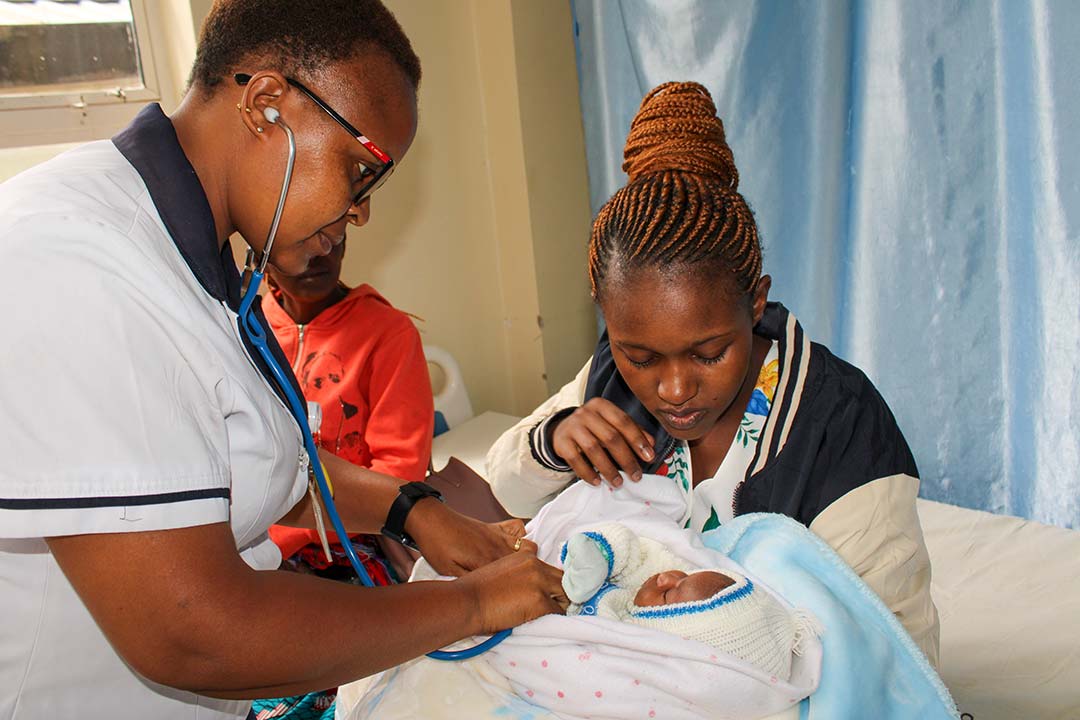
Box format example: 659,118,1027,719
189,0,421,93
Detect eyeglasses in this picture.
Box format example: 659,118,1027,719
235,73,394,206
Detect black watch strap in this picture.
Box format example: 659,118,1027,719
381,481,443,550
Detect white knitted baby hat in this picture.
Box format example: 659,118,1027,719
621,571,819,682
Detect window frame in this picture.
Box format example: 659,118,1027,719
0,0,170,149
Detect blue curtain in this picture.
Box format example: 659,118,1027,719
570,0,1080,528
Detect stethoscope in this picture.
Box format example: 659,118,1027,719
237,107,509,661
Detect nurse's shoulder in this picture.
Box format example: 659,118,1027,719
0,138,200,322
0,140,148,239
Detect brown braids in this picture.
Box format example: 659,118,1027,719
589,81,762,301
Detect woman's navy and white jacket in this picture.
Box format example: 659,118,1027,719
488,303,940,666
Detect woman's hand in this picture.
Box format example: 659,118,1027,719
551,398,655,487
406,499,535,576
456,548,569,633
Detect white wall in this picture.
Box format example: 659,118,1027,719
351,0,596,416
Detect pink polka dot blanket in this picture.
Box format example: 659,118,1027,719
483,476,822,720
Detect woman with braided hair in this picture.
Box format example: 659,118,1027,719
488,81,940,666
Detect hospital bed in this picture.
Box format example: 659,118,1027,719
336,411,1080,719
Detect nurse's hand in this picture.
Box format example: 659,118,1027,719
550,398,655,487
457,548,569,632
406,499,534,576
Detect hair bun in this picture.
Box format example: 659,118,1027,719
622,81,738,189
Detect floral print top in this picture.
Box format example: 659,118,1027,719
656,340,780,531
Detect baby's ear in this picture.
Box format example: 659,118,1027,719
709,571,736,592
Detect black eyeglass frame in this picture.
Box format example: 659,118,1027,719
235,73,394,205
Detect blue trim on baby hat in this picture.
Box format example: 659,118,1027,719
630,578,755,620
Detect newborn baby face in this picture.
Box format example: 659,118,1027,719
634,570,735,607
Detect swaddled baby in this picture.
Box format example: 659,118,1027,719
561,523,819,682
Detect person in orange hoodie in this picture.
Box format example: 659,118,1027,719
262,238,434,586
254,238,435,718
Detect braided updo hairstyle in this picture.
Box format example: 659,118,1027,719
588,82,762,303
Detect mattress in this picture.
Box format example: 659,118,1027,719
919,498,1080,720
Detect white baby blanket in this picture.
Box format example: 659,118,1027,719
483,476,822,720
367,476,821,720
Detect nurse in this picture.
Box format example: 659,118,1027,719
0,1,565,718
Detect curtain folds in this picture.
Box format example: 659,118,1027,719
570,0,1080,528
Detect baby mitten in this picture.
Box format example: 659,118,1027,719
561,532,614,603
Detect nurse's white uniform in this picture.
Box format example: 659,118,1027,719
0,104,309,719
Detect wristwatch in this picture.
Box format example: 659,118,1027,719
381,481,443,550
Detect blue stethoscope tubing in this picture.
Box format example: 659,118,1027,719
237,113,509,661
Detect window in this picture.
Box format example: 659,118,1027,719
0,0,175,148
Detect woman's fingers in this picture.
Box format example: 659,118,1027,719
548,588,570,613
494,519,537,554
567,429,624,486
592,419,646,484
552,399,656,487
460,552,567,633
553,428,601,485
513,537,538,554
496,518,526,538
409,503,520,576
596,400,655,465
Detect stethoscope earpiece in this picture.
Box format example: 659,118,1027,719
264,107,281,124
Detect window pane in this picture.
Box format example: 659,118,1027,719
0,0,142,97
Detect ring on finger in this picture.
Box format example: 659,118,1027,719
513,537,523,551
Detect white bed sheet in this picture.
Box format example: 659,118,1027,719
919,498,1080,720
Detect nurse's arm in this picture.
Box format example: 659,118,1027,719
278,451,526,575
46,521,565,699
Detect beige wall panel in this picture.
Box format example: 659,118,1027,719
342,0,519,415
470,0,549,413
509,0,597,395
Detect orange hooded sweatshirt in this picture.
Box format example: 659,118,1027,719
263,284,434,559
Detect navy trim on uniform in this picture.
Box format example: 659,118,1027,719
113,104,226,302
0,487,230,510
111,103,304,409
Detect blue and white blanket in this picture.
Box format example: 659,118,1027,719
341,476,956,720
703,512,956,719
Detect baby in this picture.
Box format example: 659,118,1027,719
561,523,818,682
